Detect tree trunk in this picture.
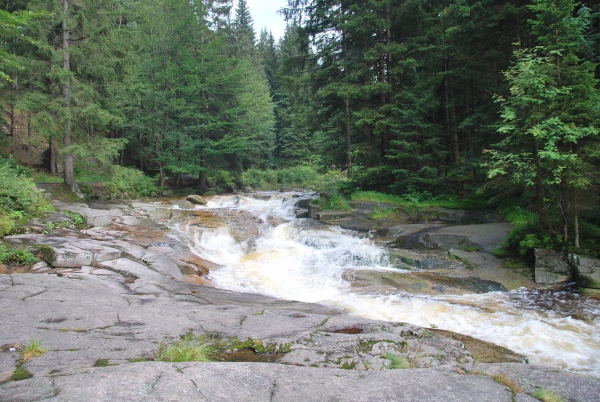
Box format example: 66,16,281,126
62,0,82,198
574,195,580,249
342,4,352,178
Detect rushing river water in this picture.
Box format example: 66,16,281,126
172,193,600,377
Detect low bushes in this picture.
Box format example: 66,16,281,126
241,166,346,192
103,166,161,198
0,157,53,237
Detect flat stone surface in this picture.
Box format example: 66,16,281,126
428,223,513,252
0,363,513,402
480,363,600,402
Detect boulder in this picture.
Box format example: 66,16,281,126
295,208,309,219
186,195,207,205
308,203,322,219
534,249,572,284
569,254,600,289
317,210,351,221
41,244,94,268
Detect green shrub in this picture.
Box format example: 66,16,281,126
12,366,32,381
241,166,344,191
209,170,237,191
349,190,488,210
104,166,160,198
0,157,53,237
155,332,216,363
385,354,410,369
0,245,37,265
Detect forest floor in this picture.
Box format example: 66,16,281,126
0,195,598,401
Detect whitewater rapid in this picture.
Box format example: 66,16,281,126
172,193,600,377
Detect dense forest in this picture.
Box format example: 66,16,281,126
2,0,600,258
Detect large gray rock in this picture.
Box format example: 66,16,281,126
317,210,351,221
41,244,94,268
0,363,515,402
427,223,512,253
308,203,321,219
186,195,207,205
534,249,571,284
569,254,600,289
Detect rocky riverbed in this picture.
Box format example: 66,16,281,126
0,194,599,401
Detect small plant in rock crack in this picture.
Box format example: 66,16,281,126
532,388,564,402
22,339,48,361
155,332,217,362
384,354,410,369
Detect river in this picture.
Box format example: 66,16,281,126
171,192,600,377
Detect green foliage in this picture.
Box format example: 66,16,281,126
104,166,160,199
532,388,564,402
500,207,538,227
318,188,351,212
208,170,237,192
385,354,410,370
63,211,84,227
0,245,37,265
350,191,488,210
12,366,32,381
0,157,52,237
241,166,343,191
155,332,216,363
22,338,48,361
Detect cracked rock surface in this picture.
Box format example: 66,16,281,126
0,198,598,401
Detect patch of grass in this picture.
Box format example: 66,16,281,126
155,332,216,362
22,339,48,362
94,359,116,367
0,245,37,265
350,191,488,210
32,171,63,183
500,206,537,226
385,354,410,369
12,366,32,381
127,357,152,362
461,246,481,252
339,360,356,370
493,373,523,394
227,337,291,354
532,388,564,402
318,194,351,212
368,206,398,220
492,247,512,258
63,211,85,227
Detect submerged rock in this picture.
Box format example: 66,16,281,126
186,195,207,205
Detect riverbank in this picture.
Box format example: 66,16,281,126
0,195,599,401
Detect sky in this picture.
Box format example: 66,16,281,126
243,0,289,41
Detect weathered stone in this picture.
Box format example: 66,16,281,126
295,208,309,219
534,249,572,284
186,195,207,205
68,240,122,262
428,223,512,252
535,249,570,273
162,190,173,197
534,269,571,285
577,273,600,289
294,198,316,209
569,254,600,289
41,244,94,268
317,210,351,220
145,207,172,221
308,203,321,219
